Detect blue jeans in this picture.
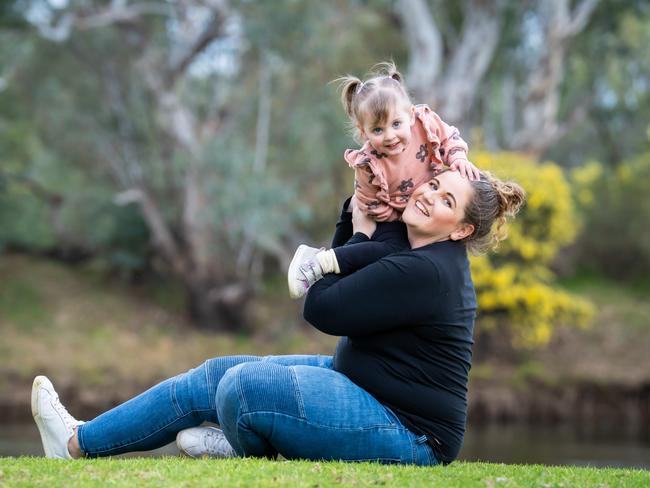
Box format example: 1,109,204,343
77,355,437,465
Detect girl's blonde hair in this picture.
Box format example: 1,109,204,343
462,171,526,254
334,61,413,143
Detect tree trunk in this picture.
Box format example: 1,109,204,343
186,277,252,331
509,0,599,155
398,0,598,154
398,0,505,130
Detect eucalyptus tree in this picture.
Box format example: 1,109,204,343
6,0,302,329
2,0,402,330
396,0,601,157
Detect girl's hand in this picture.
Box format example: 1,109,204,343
450,159,481,181
352,200,377,238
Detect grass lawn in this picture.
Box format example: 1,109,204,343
0,457,648,488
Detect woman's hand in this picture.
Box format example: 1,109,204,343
351,199,377,238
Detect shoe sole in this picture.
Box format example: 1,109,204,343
31,375,53,458
287,245,310,299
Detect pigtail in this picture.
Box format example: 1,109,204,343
332,61,412,143
334,75,363,119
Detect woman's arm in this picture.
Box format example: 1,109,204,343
303,252,441,336
330,197,354,248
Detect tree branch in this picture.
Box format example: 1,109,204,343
564,0,600,37
114,187,186,273
437,0,505,124
397,0,442,103
509,0,599,154
166,0,232,88
74,2,171,30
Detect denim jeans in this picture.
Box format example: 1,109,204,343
77,355,437,465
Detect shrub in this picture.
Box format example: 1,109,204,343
471,151,594,347
571,153,650,280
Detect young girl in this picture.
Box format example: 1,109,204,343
288,62,479,299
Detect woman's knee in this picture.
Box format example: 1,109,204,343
215,363,246,427
216,362,305,422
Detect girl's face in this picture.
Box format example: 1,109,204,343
402,171,475,249
358,104,415,156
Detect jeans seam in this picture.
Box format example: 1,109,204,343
170,376,183,417
411,435,417,464
86,411,193,455
235,367,250,413
77,423,88,456
288,367,306,419
240,411,408,432
236,412,409,463
204,364,215,410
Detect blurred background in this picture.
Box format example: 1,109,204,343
1,0,649,467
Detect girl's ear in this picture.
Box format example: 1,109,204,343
357,123,366,139
409,105,416,125
449,223,474,242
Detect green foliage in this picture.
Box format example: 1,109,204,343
1,458,648,487
471,151,594,347
571,153,650,280
545,2,650,166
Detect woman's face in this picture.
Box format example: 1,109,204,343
402,171,475,248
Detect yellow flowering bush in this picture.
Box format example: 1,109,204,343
471,151,594,347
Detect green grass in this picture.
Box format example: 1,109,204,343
0,458,648,488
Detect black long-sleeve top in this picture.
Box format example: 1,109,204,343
303,202,477,464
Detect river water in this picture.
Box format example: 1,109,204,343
2,423,649,468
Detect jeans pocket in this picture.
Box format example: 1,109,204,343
381,405,404,426
411,433,438,466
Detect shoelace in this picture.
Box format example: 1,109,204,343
298,260,323,289
203,429,235,457
50,394,79,431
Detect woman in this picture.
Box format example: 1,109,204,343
32,169,524,465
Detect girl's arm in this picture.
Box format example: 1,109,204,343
345,148,400,222
425,109,480,180
303,252,441,336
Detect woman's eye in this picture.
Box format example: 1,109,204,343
429,181,438,190
443,198,452,208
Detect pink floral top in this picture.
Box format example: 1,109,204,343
344,104,469,222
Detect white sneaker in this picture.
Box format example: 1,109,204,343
176,426,236,458
31,375,82,459
287,245,325,299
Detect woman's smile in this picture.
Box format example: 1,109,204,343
414,200,429,217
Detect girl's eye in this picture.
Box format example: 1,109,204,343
372,128,382,134
392,121,401,129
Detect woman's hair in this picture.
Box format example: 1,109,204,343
334,61,413,142
462,171,526,254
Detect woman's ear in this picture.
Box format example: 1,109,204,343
450,223,474,242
